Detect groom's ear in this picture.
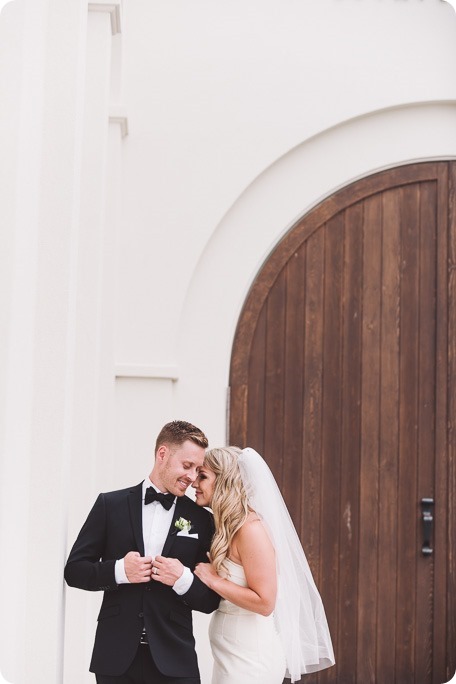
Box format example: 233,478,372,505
155,444,167,463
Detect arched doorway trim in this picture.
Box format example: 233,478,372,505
176,102,456,443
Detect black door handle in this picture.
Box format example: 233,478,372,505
421,498,434,556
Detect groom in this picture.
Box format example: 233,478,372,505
65,420,220,684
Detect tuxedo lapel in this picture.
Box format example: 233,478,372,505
128,482,145,556
161,496,191,557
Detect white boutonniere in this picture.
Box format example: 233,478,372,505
175,517,192,533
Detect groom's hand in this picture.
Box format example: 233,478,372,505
151,556,184,586
124,551,153,583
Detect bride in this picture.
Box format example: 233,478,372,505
193,446,335,684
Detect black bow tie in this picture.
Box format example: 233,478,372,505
144,488,175,510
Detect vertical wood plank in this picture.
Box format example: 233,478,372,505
246,304,267,453
446,161,456,683
229,384,247,446
337,203,363,683
376,187,401,682
283,246,306,530
415,181,437,684
396,185,420,683
302,229,325,583
433,163,450,684
357,193,382,684
263,269,287,483
318,214,344,684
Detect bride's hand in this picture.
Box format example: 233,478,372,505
194,561,219,589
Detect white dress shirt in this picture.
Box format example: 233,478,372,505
114,477,193,594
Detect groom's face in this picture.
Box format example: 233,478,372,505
154,440,205,496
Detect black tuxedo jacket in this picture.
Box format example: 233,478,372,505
64,482,220,678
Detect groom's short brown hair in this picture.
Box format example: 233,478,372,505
155,420,208,454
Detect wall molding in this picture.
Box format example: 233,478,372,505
109,105,129,137
88,1,122,35
115,364,179,381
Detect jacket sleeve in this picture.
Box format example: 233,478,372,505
64,494,118,592
178,511,220,614
180,572,220,613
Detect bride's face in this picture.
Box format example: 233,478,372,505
192,466,216,507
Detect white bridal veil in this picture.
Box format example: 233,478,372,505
238,447,335,682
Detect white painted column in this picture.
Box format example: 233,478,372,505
0,1,42,679
0,0,88,681
0,0,126,682
63,3,126,682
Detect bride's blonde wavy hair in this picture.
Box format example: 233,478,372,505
204,446,250,573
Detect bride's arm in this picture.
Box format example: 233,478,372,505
194,520,276,616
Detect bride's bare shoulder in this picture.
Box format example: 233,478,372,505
236,512,270,545
231,513,275,566
231,512,260,543
245,510,262,525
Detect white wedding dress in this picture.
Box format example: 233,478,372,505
208,558,287,684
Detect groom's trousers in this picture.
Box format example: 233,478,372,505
95,643,201,684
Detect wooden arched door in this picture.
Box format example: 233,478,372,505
229,162,456,684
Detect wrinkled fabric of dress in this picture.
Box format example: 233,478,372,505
209,558,287,684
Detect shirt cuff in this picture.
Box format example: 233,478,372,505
173,566,194,595
115,558,130,584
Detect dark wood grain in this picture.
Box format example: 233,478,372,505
263,268,287,482
337,203,363,683
246,304,267,453
302,229,325,583
446,162,456,684
357,193,381,684
229,162,455,684
376,187,401,682
318,215,344,684
415,181,437,684
395,184,420,683
282,247,306,529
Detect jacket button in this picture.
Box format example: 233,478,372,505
138,612,144,618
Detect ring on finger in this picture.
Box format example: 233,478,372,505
153,567,158,575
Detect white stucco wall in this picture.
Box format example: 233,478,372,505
0,1,455,683
117,0,456,362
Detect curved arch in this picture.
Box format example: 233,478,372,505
0,1,15,14
176,102,456,442
442,0,456,12
185,100,456,299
